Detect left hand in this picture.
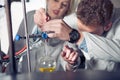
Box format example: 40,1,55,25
41,19,72,41
61,45,79,65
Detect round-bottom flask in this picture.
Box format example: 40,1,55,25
38,56,56,72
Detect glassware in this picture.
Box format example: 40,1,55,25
15,32,57,72
38,56,56,72
37,39,56,72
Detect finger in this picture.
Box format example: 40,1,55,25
71,52,79,62
61,51,66,57
41,19,63,32
68,51,75,61
37,8,47,22
65,46,74,58
46,13,51,21
47,33,57,38
39,8,50,22
65,48,72,59
46,16,50,21
34,13,38,23
61,45,70,58
34,12,43,25
38,8,46,14
61,52,68,62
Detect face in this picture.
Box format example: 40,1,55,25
47,0,70,19
77,19,107,35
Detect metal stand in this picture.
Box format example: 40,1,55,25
21,0,31,72
4,0,17,74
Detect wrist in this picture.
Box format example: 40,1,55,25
76,32,84,45
66,57,81,71
69,29,80,43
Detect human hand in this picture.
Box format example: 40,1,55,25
34,8,50,28
41,19,72,41
61,45,79,65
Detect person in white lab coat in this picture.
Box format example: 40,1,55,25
41,0,120,72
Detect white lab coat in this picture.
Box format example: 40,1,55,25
79,8,120,71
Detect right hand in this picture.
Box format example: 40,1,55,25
34,8,50,28
41,19,72,41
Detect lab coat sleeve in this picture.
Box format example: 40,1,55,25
82,20,120,62
63,13,78,30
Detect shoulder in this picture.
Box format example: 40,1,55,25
107,17,120,39
112,16,120,27
111,8,120,23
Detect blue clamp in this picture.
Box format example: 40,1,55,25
41,32,48,39
15,35,21,41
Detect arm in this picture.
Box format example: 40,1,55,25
42,17,120,62
79,31,120,62
77,17,120,62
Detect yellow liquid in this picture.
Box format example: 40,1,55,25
39,67,56,72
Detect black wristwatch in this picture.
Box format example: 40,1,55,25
69,29,80,43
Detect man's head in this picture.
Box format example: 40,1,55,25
76,0,113,35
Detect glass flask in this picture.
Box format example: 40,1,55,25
38,55,56,72
37,38,57,72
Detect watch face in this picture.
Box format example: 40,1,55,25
69,29,80,43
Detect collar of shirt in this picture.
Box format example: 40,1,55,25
78,38,88,53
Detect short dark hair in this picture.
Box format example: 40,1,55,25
77,0,113,27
